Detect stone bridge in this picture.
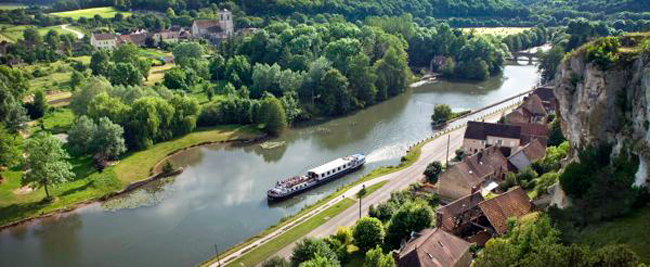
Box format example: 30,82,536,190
508,51,538,64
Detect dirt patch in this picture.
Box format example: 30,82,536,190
13,186,33,195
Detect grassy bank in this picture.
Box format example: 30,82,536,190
0,125,261,227
574,205,650,263
226,198,356,267
201,131,436,266
115,125,261,184
50,7,131,19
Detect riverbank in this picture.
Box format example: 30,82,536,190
0,125,263,228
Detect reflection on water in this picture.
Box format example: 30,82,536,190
0,65,540,267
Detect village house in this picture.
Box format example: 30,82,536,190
119,32,149,47
394,228,472,267
508,139,547,171
505,94,548,125
511,122,549,146
437,146,510,202
435,192,485,236
477,187,533,235
90,33,119,50
463,121,521,154
531,86,557,114
191,9,234,43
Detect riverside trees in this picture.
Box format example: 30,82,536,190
21,133,75,201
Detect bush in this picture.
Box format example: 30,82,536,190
352,217,385,251
162,160,174,174
423,161,443,183
385,201,433,249
290,238,338,267
585,37,620,69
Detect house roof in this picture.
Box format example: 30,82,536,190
92,33,117,41
436,192,485,232
120,33,149,46
464,121,521,140
396,228,471,267
194,20,222,32
522,94,547,116
438,146,509,200
511,122,549,138
478,187,533,235
520,139,546,162
532,87,555,104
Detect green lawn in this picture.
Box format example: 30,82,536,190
0,24,84,43
224,198,356,267
21,56,90,93
41,108,75,134
574,205,650,263
50,7,131,19
114,125,261,184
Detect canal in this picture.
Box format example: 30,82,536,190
0,64,540,267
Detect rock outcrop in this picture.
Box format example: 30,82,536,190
554,36,650,187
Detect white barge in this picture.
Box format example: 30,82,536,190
267,154,366,201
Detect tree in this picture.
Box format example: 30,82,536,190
547,119,566,147
44,29,60,49
25,90,48,119
92,117,126,161
4,104,29,136
538,46,565,83
589,245,639,266
0,127,21,168
262,256,290,267
67,115,97,155
21,133,75,200
126,97,174,149
347,53,377,107
291,238,338,267
424,161,443,183
90,50,111,76
70,70,85,89
364,246,395,267
352,217,385,251
259,97,288,135
298,254,340,267
173,42,205,65
163,67,189,90
431,104,452,124
318,69,351,115
385,201,434,249
374,46,409,100
109,63,143,86
23,28,41,46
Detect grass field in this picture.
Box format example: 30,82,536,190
0,3,27,10
461,27,531,36
20,56,90,93
574,205,650,263
41,108,75,134
145,63,174,86
225,198,356,267
0,24,85,43
114,125,261,184
50,7,131,19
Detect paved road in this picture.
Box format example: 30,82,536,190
61,24,84,39
210,94,525,267
270,107,510,263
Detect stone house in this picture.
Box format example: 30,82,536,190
463,121,522,155
511,122,549,146
394,228,472,267
90,33,119,50
477,187,533,235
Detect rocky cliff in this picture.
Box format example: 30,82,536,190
554,35,650,187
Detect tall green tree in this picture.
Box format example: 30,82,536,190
90,51,111,76
364,246,396,267
385,201,434,248
259,97,288,135
374,46,409,100
431,104,452,124
291,238,338,267
67,115,97,155
4,104,29,136
318,69,351,115
173,42,205,65
21,133,75,200
109,63,143,86
0,127,21,168
92,117,127,161
347,53,377,107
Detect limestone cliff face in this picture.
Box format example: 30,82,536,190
554,44,650,186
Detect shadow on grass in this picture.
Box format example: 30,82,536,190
0,201,47,225
59,180,94,197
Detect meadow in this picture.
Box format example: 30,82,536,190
50,6,131,19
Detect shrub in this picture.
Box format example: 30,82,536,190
585,37,620,69
352,217,385,251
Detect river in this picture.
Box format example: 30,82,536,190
0,64,540,267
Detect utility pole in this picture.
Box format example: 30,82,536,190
214,244,222,267
446,134,450,166
357,185,367,219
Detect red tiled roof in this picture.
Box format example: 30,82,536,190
478,187,532,235
396,228,471,267
522,94,547,116
438,146,509,200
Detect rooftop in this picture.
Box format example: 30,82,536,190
478,187,533,235
464,121,521,140
436,192,485,232
396,228,471,267
92,33,117,41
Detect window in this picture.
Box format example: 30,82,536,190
497,139,503,145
